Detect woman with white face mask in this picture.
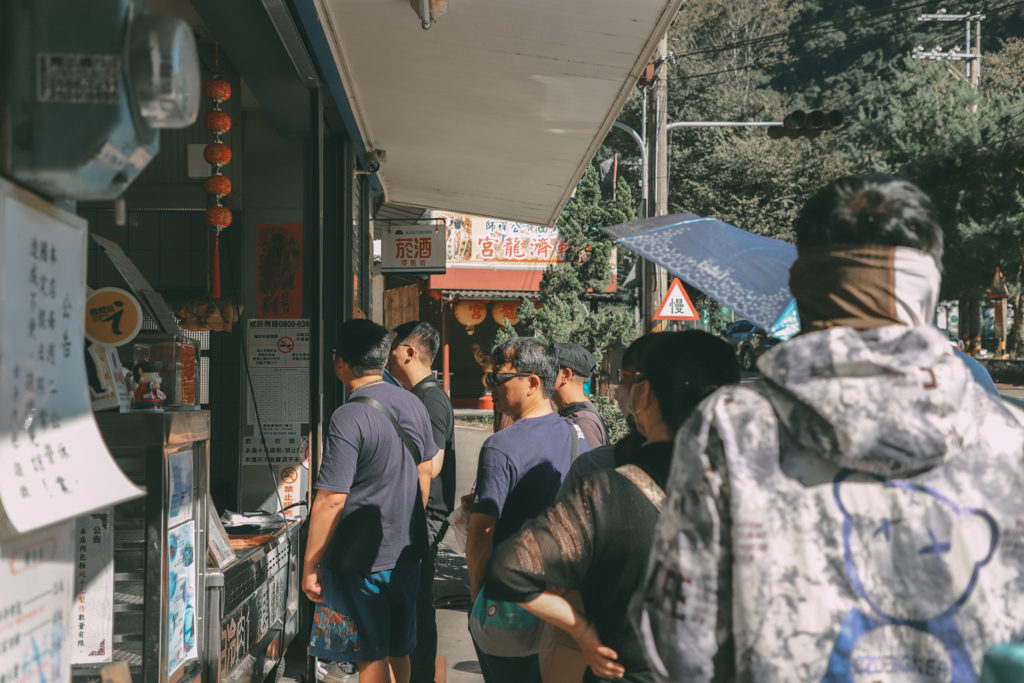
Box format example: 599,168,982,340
485,331,740,683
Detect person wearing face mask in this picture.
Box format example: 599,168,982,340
634,175,1024,683
484,331,739,683
557,334,659,498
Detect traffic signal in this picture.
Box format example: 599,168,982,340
768,110,843,139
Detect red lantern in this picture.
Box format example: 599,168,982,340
203,143,232,165
203,175,232,196
204,111,232,133
205,206,232,228
204,79,232,100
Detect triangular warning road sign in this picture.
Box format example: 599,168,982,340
654,278,700,321
989,267,1009,299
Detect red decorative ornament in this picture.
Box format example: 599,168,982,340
203,79,232,101
205,206,233,228
203,143,231,165
204,110,232,133
203,175,232,196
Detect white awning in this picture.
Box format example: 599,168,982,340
311,0,681,226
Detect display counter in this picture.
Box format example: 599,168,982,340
208,522,301,683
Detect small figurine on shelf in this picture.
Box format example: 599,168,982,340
132,362,166,411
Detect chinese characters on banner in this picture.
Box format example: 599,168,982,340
72,509,114,664
381,226,446,274
437,211,570,268
0,179,144,534
256,223,303,318
0,515,74,683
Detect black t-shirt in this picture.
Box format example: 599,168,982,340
410,375,456,545
486,441,673,683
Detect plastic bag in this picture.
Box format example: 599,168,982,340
447,482,475,553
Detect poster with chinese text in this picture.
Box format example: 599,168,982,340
436,211,569,269
0,179,144,534
256,223,303,318
72,509,113,663
166,521,198,677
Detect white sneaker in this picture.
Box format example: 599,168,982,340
316,659,358,683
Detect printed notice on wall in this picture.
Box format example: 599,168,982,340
246,320,309,425
242,424,302,466
0,179,144,534
72,509,114,664
0,514,74,683
247,319,310,368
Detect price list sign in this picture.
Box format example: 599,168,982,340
0,179,144,534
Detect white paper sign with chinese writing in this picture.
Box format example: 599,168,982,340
382,225,446,274
242,424,302,466
0,179,144,534
247,319,310,368
73,509,113,663
276,464,306,518
0,513,74,683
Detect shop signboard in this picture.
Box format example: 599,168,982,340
73,509,114,664
436,210,570,270
381,224,446,274
0,177,145,534
256,223,303,319
0,516,74,683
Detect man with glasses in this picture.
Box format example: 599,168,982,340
466,337,589,683
303,319,442,683
387,321,456,683
552,343,607,448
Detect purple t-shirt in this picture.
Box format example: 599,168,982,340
473,411,588,545
317,382,437,573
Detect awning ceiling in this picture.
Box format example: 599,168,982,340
309,0,683,227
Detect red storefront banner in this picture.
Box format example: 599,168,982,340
257,223,303,318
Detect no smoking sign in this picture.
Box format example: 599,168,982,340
277,336,294,353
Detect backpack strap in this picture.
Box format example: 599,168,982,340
349,395,422,464
569,421,581,462
614,464,665,512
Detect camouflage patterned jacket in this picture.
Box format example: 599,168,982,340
633,324,1024,683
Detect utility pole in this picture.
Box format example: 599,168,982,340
914,10,984,89
644,34,670,332
915,9,985,353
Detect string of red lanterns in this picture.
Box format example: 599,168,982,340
203,43,232,297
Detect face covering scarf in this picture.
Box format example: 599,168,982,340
788,244,941,332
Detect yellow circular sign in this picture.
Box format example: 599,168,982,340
85,288,143,347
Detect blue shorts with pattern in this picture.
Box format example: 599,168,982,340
308,563,421,663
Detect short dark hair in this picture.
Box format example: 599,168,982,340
794,174,944,270
490,337,558,398
622,333,659,371
336,319,391,377
637,331,740,433
393,321,441,362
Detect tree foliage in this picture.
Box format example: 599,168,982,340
513,166,638,364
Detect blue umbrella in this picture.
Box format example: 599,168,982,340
604,214,800,338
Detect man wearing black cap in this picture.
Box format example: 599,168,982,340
552,343,607,448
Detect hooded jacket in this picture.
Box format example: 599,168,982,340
633,324,1024,683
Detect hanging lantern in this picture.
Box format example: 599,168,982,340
204,43,233,300
205,206,232,228
203,175,231,197
203,110,232,132
454,300,488,336
203,142,232,165
203,78,232,101
491,300,521,326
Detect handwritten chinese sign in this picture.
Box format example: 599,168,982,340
0,179,144,534
381,226,446,274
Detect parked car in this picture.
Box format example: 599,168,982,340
721,319,782,371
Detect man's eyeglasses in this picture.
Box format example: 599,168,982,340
485,371,533,389
617,369,637,384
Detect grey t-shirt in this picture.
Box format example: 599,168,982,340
317,382,437,573
559,401,608,448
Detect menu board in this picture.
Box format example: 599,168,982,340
0,514,74,683
0,179,144,534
